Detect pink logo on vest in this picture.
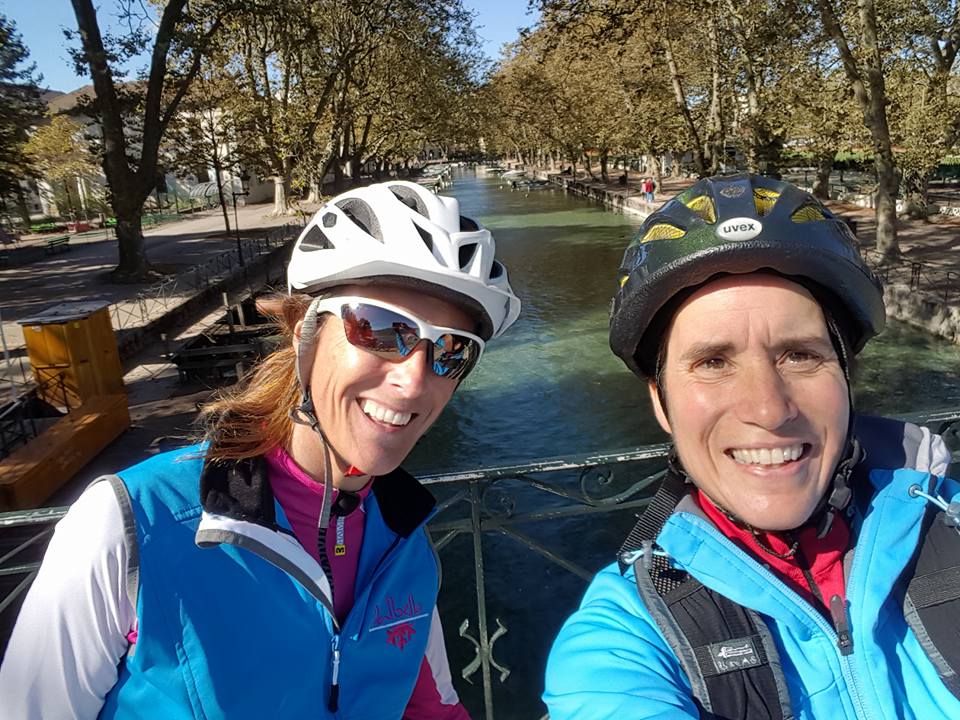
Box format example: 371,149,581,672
371,594,427,650
386,622,416,650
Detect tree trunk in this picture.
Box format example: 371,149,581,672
815,0,899,257
212,165,230,234
704,12,723,175
663,39,706,177
874,151,899,259
812,152,834,200
600,150,609,183
272,175,291,215
63,181,75,219
649,147,663,192
113,209,150,280
901,169,931,220
306,178,322,203
584,153,596,180
13,182,31,226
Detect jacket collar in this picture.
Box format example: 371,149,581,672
200,455,435,537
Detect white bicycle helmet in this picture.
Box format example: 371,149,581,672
288,180,520,340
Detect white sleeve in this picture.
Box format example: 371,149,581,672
0,481,136,720
422,606,461,707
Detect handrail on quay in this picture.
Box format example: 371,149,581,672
2,407,960,718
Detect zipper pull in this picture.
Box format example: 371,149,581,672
328,634,341,712
829,594,854,656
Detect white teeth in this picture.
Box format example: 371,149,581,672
361,399,412,427
730,444,804,466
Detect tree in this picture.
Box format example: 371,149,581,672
0,14,43,226
69,0,229,280
884,4,960,219
25,114,100,218
815,0,902,259
164,62,239,233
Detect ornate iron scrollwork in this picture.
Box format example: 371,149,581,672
459,617,510,683
481,480,516,518
580,464,665,506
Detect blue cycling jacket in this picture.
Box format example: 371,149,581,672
544,467,960,720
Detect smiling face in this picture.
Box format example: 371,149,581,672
649,274,850,531
291,284,475,487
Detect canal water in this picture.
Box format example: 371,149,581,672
403,170,960,718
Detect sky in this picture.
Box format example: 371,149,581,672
0,0,538,93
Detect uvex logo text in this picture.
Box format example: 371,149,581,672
716,217,762,241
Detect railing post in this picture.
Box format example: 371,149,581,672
470,480,495,718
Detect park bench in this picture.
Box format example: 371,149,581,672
44,236,71,254
170,342,263,382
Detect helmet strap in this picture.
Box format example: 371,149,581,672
289,390,335,530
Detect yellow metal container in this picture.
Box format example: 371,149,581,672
18,302,124,407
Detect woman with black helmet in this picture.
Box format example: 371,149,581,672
544,174,960,719
1,181,521,719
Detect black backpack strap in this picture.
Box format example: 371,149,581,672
632,556,792,720
620,465,792,719
902,478,960,699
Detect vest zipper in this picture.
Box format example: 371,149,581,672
828,594,854,655
793,528,855,657
328,632,341,712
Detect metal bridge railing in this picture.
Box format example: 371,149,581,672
2,408,959,718
861,248,960,304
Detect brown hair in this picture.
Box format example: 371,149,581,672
197,294,317,462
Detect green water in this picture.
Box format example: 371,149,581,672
406,171,960,474
404,171,960,719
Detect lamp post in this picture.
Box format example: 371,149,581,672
231,169,251,266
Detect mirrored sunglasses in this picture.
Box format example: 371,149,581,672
314,296,485,380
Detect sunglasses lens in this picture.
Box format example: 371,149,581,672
432,333,481,379
341,304,418,354
339,303,481,379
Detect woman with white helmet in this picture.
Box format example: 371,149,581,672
0,180,521,719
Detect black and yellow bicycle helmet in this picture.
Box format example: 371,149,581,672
609,173,885,378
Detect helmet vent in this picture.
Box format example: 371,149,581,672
389,185,429,217
753,188,781,216
791,204,827,223
683,195,716,223
337,199,382,241
299,225,334,251
490,260,504,279
458,243,477,269
641,223,686,242
460,215,479,231
414,221,434,252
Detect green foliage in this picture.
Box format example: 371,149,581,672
0,14,43,198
